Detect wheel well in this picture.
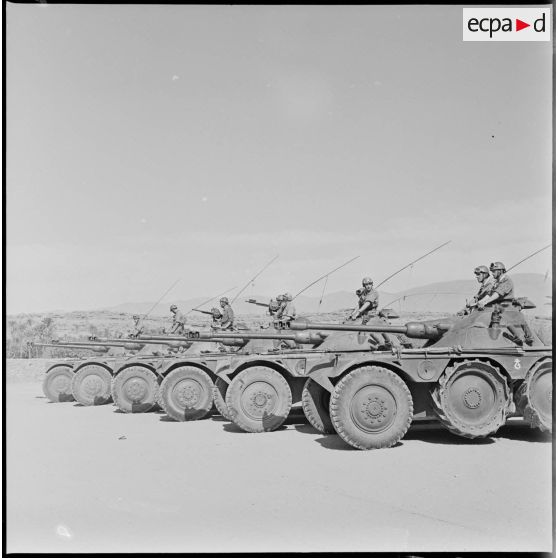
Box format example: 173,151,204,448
73,361,112,374
229,359,296,387
45,363,74,374
337,359,411,386
114,362,157,376
446,357,511,382
161,361,215,381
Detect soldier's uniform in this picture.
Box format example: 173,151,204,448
350,278,393,348
358,289,379,325
481,263,533,346
128,315,145,337
486,274,514,307
170,309,186,335
219,303,235,330
475,277,494,302
277,293,296,323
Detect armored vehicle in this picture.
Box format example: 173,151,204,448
109,330,325,420
34,340,145,405
208,306,551,450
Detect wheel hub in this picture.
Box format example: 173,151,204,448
173,380,201,408
463,387,482,409
351,386,396,432
240,381,276,419
53,376,70,392
362,397,388,420
82,375,103,396
124,379,147,402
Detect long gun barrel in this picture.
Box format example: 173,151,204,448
287,319,451,341
138,330,327,346
192,309,214,316
246,299,270,308
31,341,138,353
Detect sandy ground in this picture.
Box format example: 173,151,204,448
6,359,554,553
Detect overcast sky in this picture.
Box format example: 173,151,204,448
7,4,553,314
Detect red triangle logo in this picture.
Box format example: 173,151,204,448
516,19,530,31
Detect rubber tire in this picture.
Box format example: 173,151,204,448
302,378,335,434
71,363,113,406
515,360,552,432
42,365,75,403
160,366,214,422
431,359,512,439
226,366,292,433
213,377,232,421
111,365,160,413
330,366,413,450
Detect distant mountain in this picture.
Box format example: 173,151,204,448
103,273,552,317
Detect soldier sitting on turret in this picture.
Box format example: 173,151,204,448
348,277,393,349
169,304,187,335
477,261,534,346
212,297,235,330
458,265,493,316
276,293,296,323
209,307,223,330
129,314,145,338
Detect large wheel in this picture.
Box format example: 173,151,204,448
330,366,413,450
71,363,113,406
515,360,552,432
160,366,214,421
302,378,335,434
111,365,160,413
213,377,232,421
225,366,292,432
42,365,75,403
431,359,511,439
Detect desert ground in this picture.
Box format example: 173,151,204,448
6,358,553,554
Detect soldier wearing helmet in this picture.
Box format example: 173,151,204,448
460,265,493,315
213,297,235,330
276,292,296,323
477,262,514,310
477,262,534,345
267,297,281,317
169,304,187,334
349,277,379,323
210,307,223,329
348,277,393,348
130,314,145,337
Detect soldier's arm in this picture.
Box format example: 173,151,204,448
350,301,372,320
477,292,499,309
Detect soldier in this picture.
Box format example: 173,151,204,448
477,262,514,309
348,277,392,348
212,297,235,330
458,265,493,315
130,314,145,337
276,292,296,323
349,277,379,324
169,304,187,335
477,262,534,346
210,307,223,330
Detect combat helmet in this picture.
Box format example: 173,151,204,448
132,314,140,320
170,304,178,311
490,262,506,272
474,265,489,276
362,277,373,287
211,307,222,316
284,292,293,301
220,297,229,304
